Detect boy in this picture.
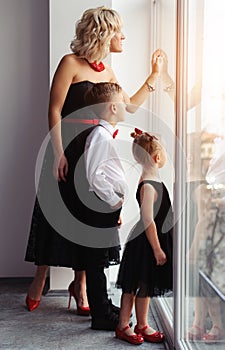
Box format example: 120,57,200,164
75,82,128,330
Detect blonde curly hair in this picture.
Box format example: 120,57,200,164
70,6,122,63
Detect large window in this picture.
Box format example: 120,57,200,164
159,0,225,349
151,1,225,349
184,0,225,349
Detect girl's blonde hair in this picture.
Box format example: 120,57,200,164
70,6,122,63
131,128,162,166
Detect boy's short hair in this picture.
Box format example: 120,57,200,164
85,82,122,105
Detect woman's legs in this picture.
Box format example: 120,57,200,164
28,265,48,300
73,270,89,308
28,266,89,309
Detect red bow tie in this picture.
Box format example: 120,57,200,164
113,129,119,138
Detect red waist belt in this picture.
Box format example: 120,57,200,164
63,118,99,125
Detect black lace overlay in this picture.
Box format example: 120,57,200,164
25,81,120,269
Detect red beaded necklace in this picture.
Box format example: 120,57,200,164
86,60,105,72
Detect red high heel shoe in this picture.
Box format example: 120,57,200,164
26,294,40,312
115,325,144,345
68,281,90,316
134,325,165,343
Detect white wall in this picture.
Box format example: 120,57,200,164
0,0,49,276
49,0,111,80
0,0,176,279
111,0,152,112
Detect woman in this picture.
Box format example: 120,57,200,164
25,6,167,317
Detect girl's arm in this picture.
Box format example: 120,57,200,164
140,183,167,265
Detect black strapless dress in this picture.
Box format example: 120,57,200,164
25,81,120,270
116,180,173,297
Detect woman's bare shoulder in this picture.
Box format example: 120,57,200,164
54,54,86,79
60,53,83,66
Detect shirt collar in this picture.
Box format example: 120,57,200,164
99,119,117,137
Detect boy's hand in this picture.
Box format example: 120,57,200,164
118,216,123,227
111,197,124,210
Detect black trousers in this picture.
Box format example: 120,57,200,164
85,247,112,318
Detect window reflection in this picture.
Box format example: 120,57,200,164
186,0,225,346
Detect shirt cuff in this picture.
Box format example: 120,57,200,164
107,193,123,207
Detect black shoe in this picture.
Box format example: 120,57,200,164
109,299,120,315
91,312,119,331
109,298,133,318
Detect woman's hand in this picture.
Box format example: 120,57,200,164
53,153,68,182
152,48,175,99
151,48,168,77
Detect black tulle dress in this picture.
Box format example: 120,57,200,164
25,81,120,270
116,180,173,297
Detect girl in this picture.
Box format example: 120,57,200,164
116,128,173,344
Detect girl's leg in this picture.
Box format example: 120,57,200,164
206,297,223,336
135,296,165,342
73,270,89,307
28,265,48,300
187,297,207,340
135,296,157,334
118,292,135,335
192,297,207,330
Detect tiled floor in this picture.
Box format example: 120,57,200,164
0,278,169,350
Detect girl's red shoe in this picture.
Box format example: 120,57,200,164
187,324,204,341
115,325,144,345
134,325,165,343
202,326,223,343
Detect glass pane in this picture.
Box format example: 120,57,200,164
151,0,176,335
185,0,225,348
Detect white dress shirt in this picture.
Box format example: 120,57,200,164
85,119,127,207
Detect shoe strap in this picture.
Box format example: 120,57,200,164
136,325,149,332
209,325,221,335
191,324,204,333
121,325,130,332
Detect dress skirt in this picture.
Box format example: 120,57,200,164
116,221,173,297
25,121,120,270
